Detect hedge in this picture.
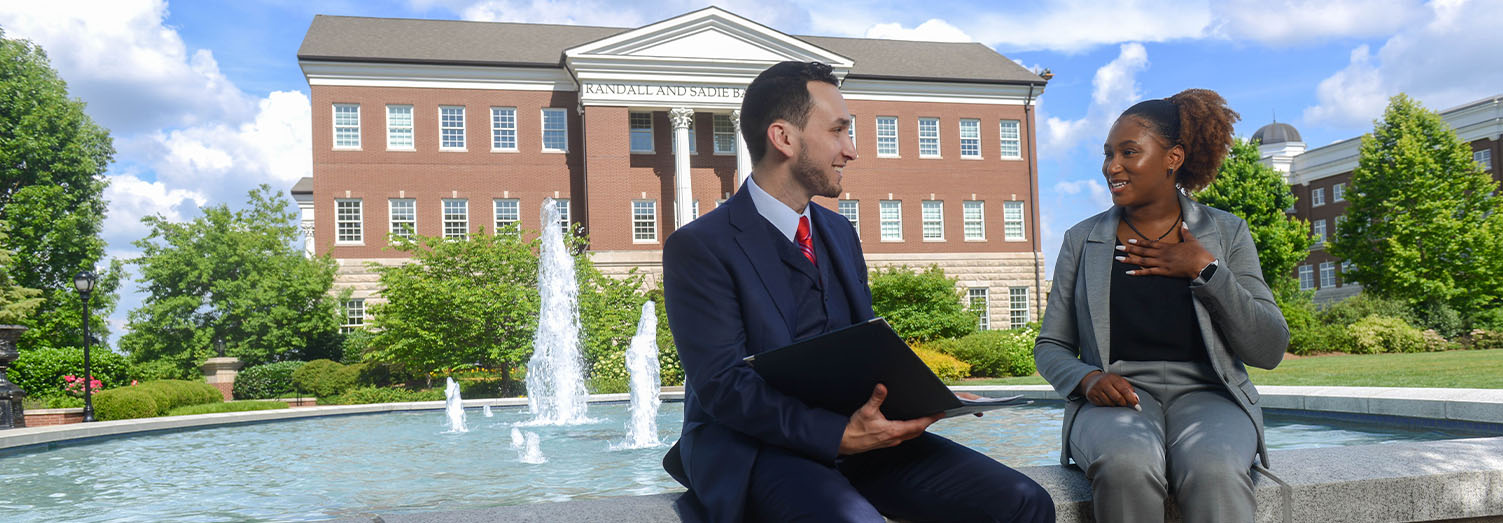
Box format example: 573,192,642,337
1349,315,1428,354
233,361,306,399
94,380,222,420
916,324,1039,378
167,401,289,416
321,386,444,405
291,359,358,398
912,346,970,382
9,346,132,398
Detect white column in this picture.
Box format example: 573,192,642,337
670,107,695,229
732,109,752,190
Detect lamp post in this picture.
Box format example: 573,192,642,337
73,271,97,422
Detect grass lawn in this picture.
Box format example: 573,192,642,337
958,349,1503,389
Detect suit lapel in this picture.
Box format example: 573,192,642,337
1083,206,1120,367
728,184,798,337
810,208,873,320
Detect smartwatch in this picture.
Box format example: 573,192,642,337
1194,259,1219,284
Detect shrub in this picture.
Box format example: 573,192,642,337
586,374,629,395
129,359,192,381
92,380,221,420
1414,300,1466,339
93,388,158,421
322,386,444,405
458,377,525,398
1277,290,1324,355
925,325,1039,378
1321,293,1416,328
912,346,970,382
292,359,357,398
340,329,377,365
1420,329,1455,352
1470,329,1503,350
167,401,289,416
233,361,307,399
10,347,132,398
1469,307,1503,332
870,265,978,343
1348,315,1427,354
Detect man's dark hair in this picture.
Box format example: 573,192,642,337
740,61,839,164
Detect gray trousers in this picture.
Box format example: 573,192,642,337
1069,360,1257,523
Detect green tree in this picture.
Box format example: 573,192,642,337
365,228,540,385
121,185,342,376
0,229,42,323
1197,138,1315,296
1331,94,1503,315
869,265,977,343
0,30,118,347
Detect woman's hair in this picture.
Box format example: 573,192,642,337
1119,89,1239,192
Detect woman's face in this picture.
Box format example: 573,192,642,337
1102,116,1183,208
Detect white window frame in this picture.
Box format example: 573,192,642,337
1320,261,1336,288
838,200,859,238
692,200,700,219
630,112,654,154
1298,265,1314,290
1003,201,1026,241
1332,183,1345,202
880,200,903,241
1474,149,1493,171
389,198,416,240
999,120,1021,159
335,199,363,245
847,116,856,154
333,103,360,150
959,119,981,159
1311,187,1326,207
439,105,466,151
541,108,568,153
968,288,990,331
713,114,735,155
442,198,468,240
963,200,985,240
491,107,517,152
1009,287,1030,329
918,117,941,158
632,200,657,243
1313,219,1327,245
922,200,945,240
493,198,520,234
876,116,899,158
341,298,365,333
386,104,413,151
553,198,571,236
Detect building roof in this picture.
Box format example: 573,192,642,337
1253,122,1302,145
298,15,1044,85
291,176,313,194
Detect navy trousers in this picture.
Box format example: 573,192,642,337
744,432,1054,522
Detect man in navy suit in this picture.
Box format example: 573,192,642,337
661,61,1054,523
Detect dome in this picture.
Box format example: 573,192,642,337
1253,122,1301,145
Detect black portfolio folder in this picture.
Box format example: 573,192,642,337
744,317,1027,420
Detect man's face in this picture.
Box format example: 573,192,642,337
790,81,857,199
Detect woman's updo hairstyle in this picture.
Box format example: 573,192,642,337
1119,88,1239,192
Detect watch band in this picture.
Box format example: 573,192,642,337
1194,259,1219,284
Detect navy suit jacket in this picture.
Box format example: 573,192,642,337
662,181,875,522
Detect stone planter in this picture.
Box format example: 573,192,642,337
0,324,28,429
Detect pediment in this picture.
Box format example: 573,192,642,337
566,7,852,67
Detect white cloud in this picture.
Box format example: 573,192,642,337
0,0,253,134
101,173,209,250
1209,0,1424,45
863,19,972,42
1041,43,1150,157
1053,179,1113,210
413,0,813,33
1302,0,1503,127
965,1,1210,53
141,90,312,205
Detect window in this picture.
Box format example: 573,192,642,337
1298,265,1314,290
440,106,465,150
633,200,657,242
1333,183,1345,202
968,288,990,331
1335,214,1346,235
963,200,985,240
959,119,981,159
999,120,1021,159
692,200,700,219
542,108,568,152
386,105,413,150
341,299,365,333
336,199,362,244
333,104,360,149
1003,201,1025,241
876,116,899,157
879,200,903,240
1009,287,1030,329
389,198,415,240
491,107,517,151
552,198,571,235
922,200,944,240
1476,149,1494,171
442,199,468,239
494,198,520,233
1342,260,1353,274
713,114,735,154
1313,219,1326,244
630,112,654,153
1320,262,1336,288
838,200,859,236
1311,187,1325,207
847,116,856,153
918,117,941,158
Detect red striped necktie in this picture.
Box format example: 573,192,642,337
796,216,817,267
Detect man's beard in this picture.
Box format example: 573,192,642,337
792,146,840,198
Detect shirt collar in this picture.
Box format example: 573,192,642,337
746,175,813,243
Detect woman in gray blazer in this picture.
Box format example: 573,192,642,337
1034,89,1288,522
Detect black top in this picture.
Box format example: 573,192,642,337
1109,242,1209,363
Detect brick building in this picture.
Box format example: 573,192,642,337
1256,95,1502,302
293,8,1050,331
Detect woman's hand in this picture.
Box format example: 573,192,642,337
1078,370,1140,409
1115,223,1216,279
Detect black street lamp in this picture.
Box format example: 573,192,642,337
73,271,97,422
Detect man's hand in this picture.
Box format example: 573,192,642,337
838,384,940,455
1078,370,1141,410
956,392,985,417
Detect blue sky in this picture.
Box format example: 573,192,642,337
2,0,1500,345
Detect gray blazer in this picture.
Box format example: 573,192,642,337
1034,192,1288,467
